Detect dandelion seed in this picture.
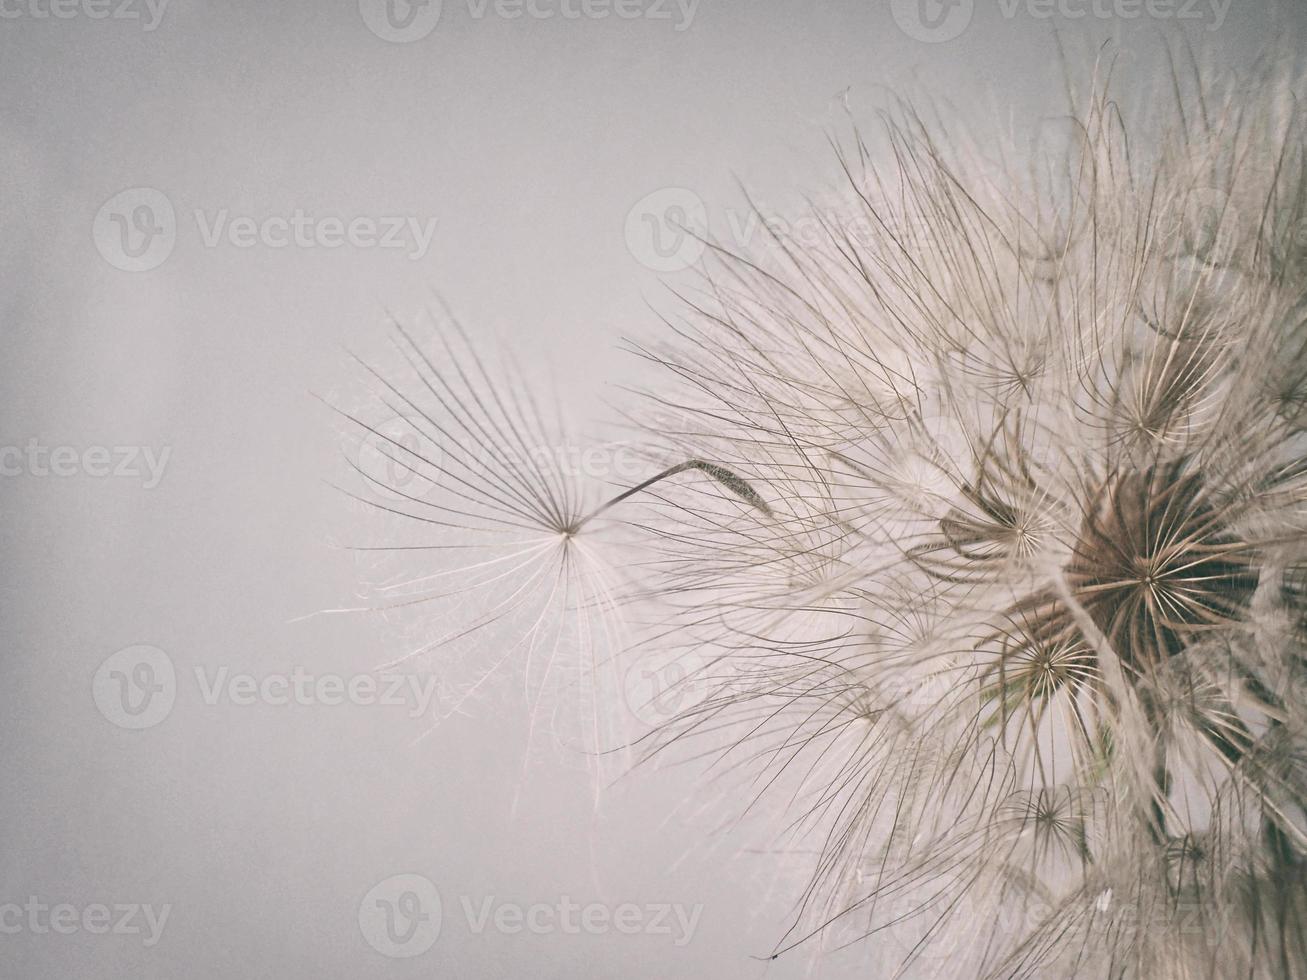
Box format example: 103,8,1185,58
332,305,770,782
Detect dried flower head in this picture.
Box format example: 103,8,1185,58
336,39,1307,980
626,44,1307,979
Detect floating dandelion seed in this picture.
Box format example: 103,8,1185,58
330,312,620,756
331,307,771,768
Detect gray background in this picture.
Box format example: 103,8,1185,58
2,1,1303,977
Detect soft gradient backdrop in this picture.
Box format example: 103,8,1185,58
2,1,1303,977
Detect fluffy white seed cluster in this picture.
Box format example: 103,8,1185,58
628,49,1307,978
340,43,1307,980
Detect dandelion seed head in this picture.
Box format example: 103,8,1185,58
627,41,1307,978
334,38,1307,980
